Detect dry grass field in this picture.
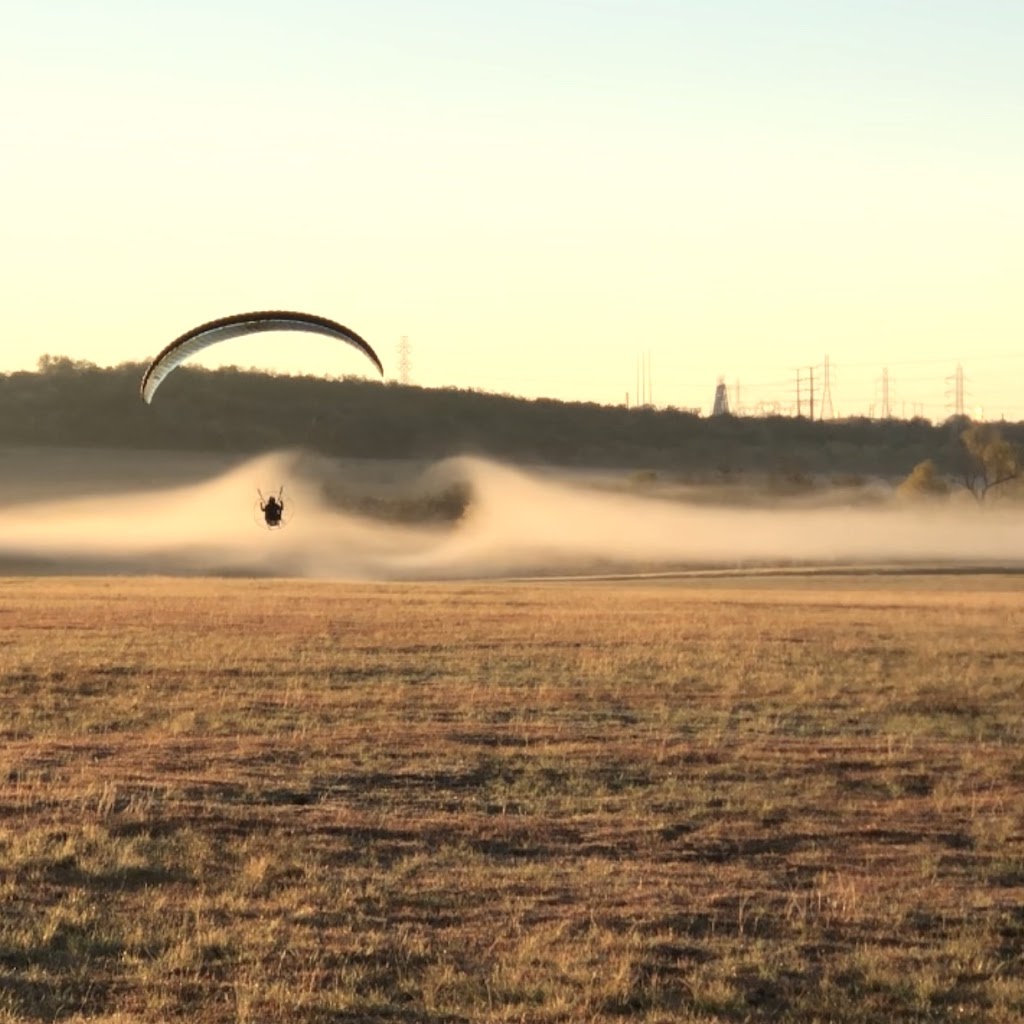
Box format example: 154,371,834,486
1,574,1023,1023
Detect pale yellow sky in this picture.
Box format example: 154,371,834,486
3,1,1022,418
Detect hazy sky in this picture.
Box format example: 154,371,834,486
4,1,1022,418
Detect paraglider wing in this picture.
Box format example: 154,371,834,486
140,310,384,403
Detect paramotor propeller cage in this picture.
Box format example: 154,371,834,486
254,488,291,531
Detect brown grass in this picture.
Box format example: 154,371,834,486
1,574,1023,1022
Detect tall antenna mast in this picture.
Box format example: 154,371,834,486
636,352,653,405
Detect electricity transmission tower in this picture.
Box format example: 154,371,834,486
946,363,965,417
397,336,411,385
819,356,834,420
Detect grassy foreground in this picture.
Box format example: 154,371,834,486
1,575,1023,1023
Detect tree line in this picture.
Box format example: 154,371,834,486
2,357,1021,490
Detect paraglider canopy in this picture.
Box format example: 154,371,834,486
140,310,384,404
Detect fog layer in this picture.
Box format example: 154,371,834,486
1,450,1021,579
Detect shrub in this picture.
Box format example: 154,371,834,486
897,459,949,499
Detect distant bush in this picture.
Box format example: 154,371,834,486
830,472,867,488
629,470,658,487
8,359,1024,482
897,460,949,499
956,424,1022,503
326,483,471,523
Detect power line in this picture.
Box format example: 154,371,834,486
836,350,1024,372
453,349,1023,422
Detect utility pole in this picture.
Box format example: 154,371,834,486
795,365,816,418
880,367,891,418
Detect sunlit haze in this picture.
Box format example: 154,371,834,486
3,1,1022,418
5,451,1024,579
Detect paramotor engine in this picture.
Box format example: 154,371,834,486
140,310,384,404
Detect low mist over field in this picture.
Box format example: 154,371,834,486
1,448,1022,579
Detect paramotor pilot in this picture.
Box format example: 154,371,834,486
260,495,284,527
